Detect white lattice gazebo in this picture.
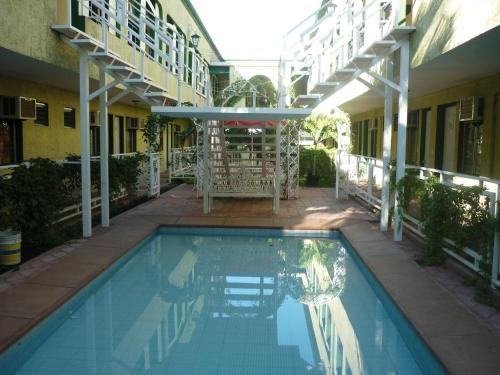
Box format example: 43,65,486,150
151,106,311,213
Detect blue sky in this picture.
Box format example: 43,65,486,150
191,0,322,60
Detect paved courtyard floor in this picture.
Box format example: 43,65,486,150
1,184,500,374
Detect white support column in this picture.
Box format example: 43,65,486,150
99,69,110,227
394,37,410,241
380,56,394,231
274,123,282,213
80,51,92,238
203,121,209,214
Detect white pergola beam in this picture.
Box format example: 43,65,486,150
150,106,312,121
394,37,410,241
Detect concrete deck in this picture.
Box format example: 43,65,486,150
1,184,500,374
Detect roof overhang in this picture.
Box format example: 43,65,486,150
150,106,312,121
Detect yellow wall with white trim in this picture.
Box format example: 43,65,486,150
350,73,500,179
0,74,194,165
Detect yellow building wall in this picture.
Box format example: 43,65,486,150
0,0,219,106
0,75,200,166
350,73,500,179
411,0,500,68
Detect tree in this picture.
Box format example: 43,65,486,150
302,113,346,177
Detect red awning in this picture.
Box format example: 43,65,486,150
223,120,284,127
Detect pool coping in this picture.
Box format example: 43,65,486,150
0,195,499,374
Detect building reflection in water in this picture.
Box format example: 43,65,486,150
14,233,422,375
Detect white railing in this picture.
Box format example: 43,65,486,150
284,0,403,93
169,146,196,179
148,152,161,197
73,0,209,100
346,154,500,288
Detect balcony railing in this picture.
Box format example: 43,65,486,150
344,154,500,288
72,0,209,98
284,0,406,96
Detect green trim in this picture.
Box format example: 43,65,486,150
180,0,224,61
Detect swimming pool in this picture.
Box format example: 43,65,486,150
0,227,446,375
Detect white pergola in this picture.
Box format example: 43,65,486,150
151,106,311,213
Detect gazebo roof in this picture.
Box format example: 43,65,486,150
150,106,312,121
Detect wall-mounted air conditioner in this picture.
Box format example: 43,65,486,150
89,111,100,126
126,117,139,129
0,96,36,120
459,96,484,122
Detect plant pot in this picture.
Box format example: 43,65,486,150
0,230,22,267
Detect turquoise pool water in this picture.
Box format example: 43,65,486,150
0,228,446,375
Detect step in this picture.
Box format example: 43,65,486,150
107,65,142,79
124,78,166,93
386,26,417,41
292,94,321,107
310,81,339,95
347,54,376,70
330,68,356,82
365,40,397,55
89,51,129,66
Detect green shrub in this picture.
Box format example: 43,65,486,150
0,154,146,254
299,147,335,187
1,158,69,249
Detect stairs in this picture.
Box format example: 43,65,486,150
51,24,176,106
284,0,416,108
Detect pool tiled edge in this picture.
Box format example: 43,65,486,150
340,221,500,375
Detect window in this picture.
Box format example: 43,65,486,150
90,126,100,156
127,129,137,152
458,122,482,176
419,108,431,166
406,110,419,164
0,120,23,165
64,107,76,128
351,122,360,154
35,102,49,126
370,118,378,158
362,120,369,156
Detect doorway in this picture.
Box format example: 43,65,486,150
117,116,125,154
435,103,457,171
0,119,22,165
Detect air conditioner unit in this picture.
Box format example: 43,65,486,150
126,117,139,129
89,111,100,126
459,96,483,122
0,96,36,120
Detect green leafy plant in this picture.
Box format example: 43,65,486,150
299,147,335,187
395,171,499,307
2,158,69,249
142,114,170,153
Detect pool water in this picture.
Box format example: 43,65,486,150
0,228,446,375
